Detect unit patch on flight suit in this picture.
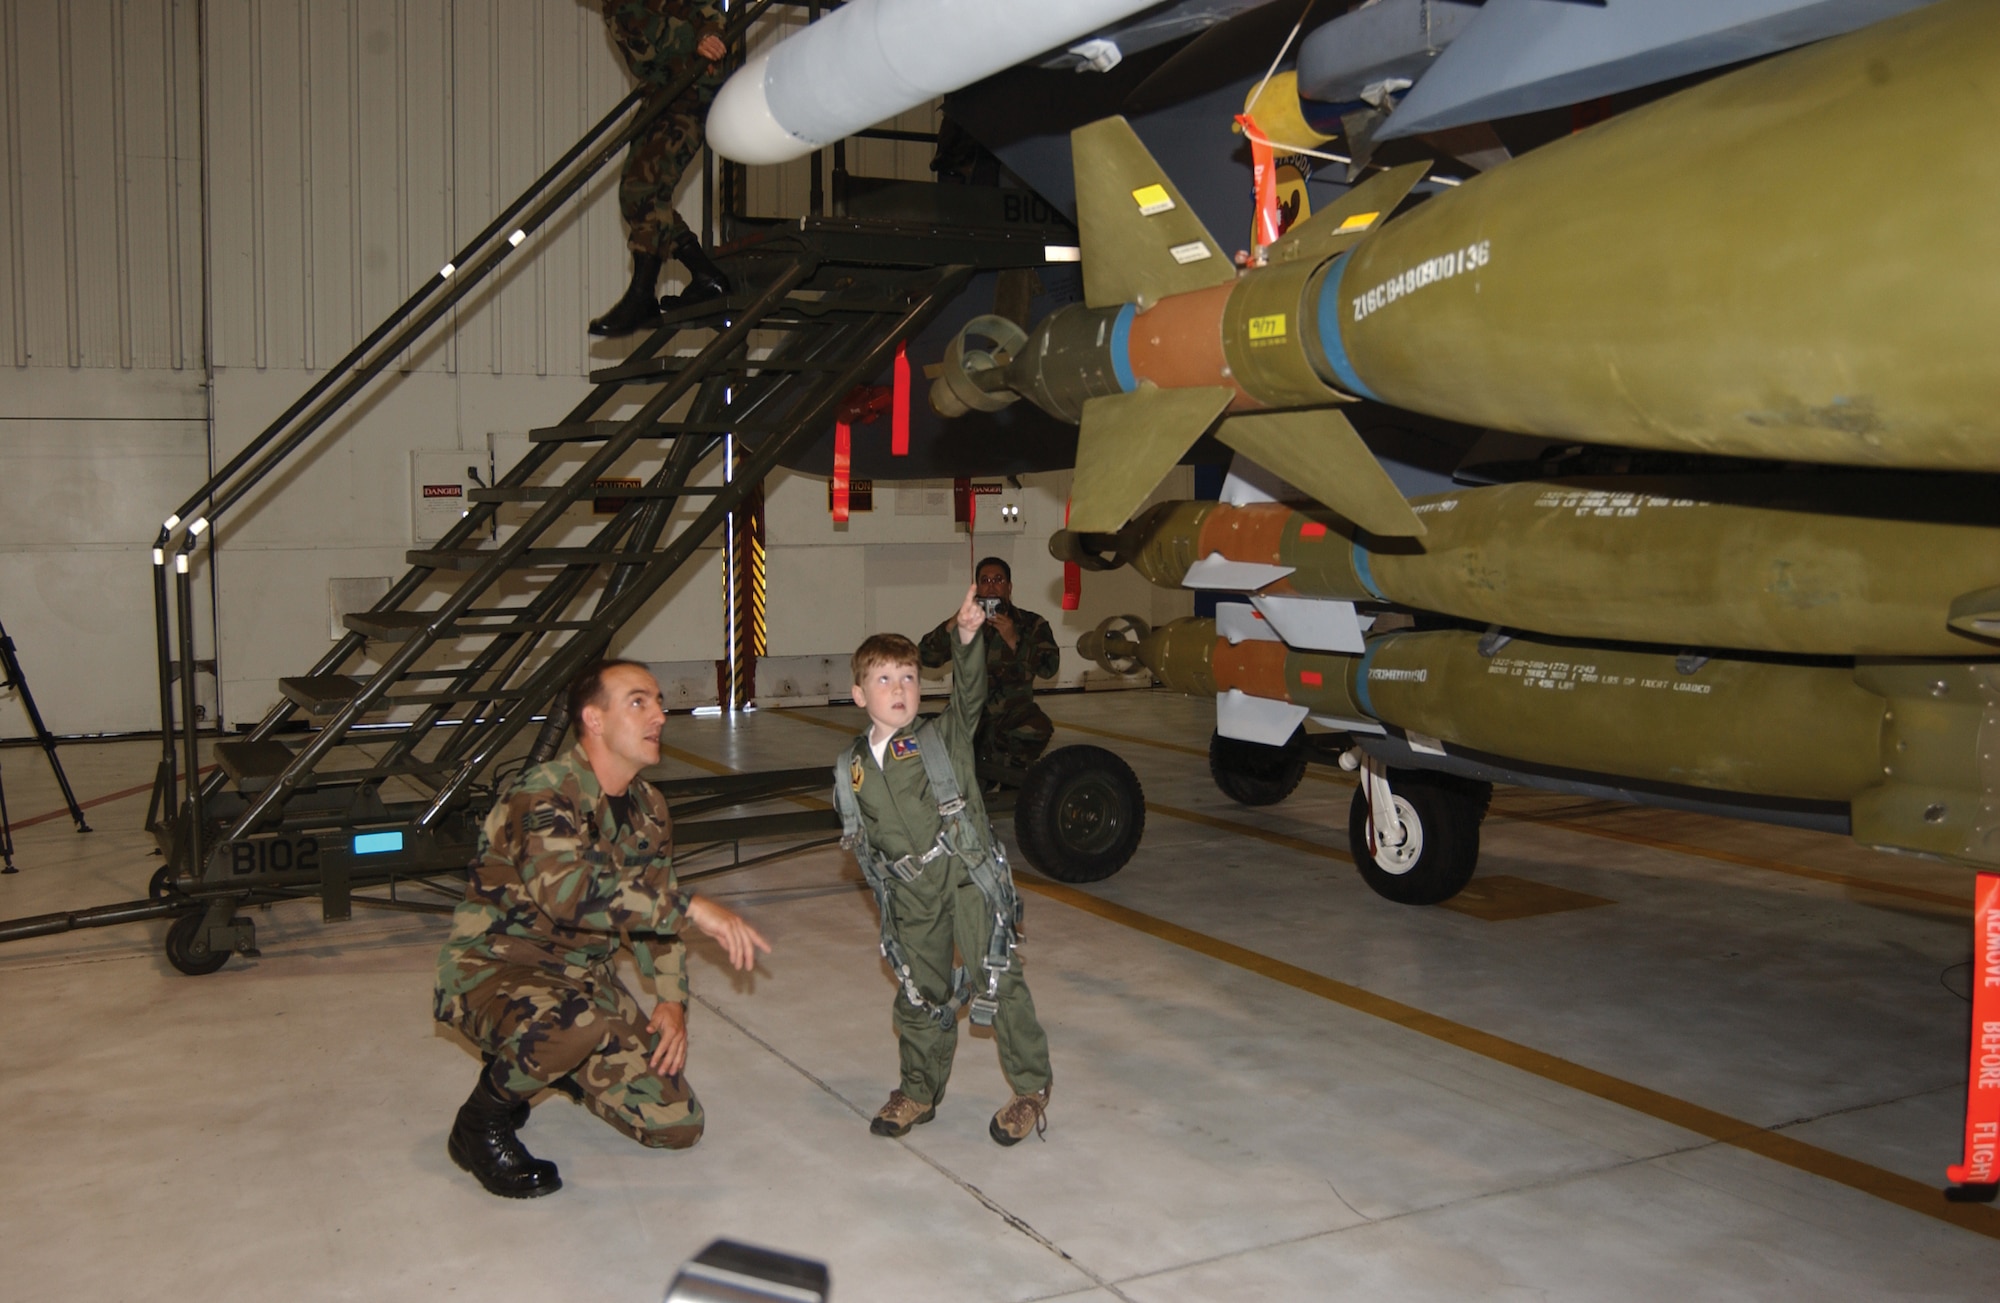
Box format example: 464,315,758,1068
850,755,866,793
890,736,921,760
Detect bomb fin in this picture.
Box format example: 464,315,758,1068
1069,386,1235,533
1264,161,1431,266
1216,408,1426,538
1074,117,1238,310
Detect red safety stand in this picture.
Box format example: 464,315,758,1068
1946,871,2000,1202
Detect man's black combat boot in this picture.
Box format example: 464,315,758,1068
588,251,665,337
663,230,730,309
448,1073,563,1199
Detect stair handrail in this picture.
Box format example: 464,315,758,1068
146,0,779,830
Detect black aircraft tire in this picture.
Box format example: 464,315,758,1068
1014,745,1146,884
1346,769,1491,906
1208,729,1308,806
165,912,231,976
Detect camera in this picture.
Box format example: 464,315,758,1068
978,597,1002,617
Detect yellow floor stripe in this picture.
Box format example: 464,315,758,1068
1500,813,1968,912
1146,801,1353,864
656,741,739,776
655,741,828,811
1043,713,1967,912
1017,877,2000,1240
1052,717,1213,761
778,709,863,736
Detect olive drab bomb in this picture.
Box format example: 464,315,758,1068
1091,617,2000,871
932,0,2000,537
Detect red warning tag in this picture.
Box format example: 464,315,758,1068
1948,872,2000,1191
1237,114,1281,255
1061,497,1081,611
832,421,851,523
892,341,911,456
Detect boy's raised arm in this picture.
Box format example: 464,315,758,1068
946,584,987,739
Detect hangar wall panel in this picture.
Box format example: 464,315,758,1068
0,0,204,370
0,0,207,736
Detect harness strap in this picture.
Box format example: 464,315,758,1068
832,727,1024,1029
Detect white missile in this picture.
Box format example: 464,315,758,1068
707,0,1162,165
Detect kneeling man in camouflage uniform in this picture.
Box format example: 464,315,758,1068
434,659,770,1198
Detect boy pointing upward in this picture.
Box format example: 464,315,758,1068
834,586,1053,1144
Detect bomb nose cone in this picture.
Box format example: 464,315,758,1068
706,52,820,165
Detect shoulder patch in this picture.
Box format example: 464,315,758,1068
849,754,865,793
890,736,921,760
522,806,559,833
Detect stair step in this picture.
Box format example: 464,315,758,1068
384,690,531,708
343,611,433,640
408,547,668,570
526,419,767,444
467,485,724,503
280,674,367,714
346,608,596,641
214,740,307,793
588,354,842,385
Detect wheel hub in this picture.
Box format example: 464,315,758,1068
1369,795,1424,874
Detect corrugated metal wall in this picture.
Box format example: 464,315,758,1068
0,0,205,370
195,0,939,381
202,0,634,378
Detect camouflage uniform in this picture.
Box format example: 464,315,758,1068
918,604,1061,768
842,634,1052,1105
601,0,727,257
434,747,701,1149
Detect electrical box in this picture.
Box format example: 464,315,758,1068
964,480,1025,535
412,451,477,545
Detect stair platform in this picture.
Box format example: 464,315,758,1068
343,611,432,641
278,674,366,714
214,740,307,793
407,547,653,570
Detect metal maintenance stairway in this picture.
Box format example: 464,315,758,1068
0,0,1084,968
149,224,1061,972
0,217,1072,969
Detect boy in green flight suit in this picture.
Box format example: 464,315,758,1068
837,586,1054,1145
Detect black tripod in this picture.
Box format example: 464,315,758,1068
0,619,91,874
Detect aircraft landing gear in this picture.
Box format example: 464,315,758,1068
1208,728,1308,806
1013,745,1146,883
1345,758,1491,905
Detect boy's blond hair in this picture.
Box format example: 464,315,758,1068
852,633,919,684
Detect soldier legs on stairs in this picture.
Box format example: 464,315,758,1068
590,250,667,338
591,0,729,337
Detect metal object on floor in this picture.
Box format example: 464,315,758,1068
664,1238,829,1303
0,617,93,874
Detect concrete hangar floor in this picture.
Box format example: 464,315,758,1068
2,690,1995,1301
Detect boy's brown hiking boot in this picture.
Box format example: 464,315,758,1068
988,1086,1050,1146
869,1089,936,1138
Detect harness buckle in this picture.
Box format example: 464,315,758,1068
968,994,999,1027
936,796,966,818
